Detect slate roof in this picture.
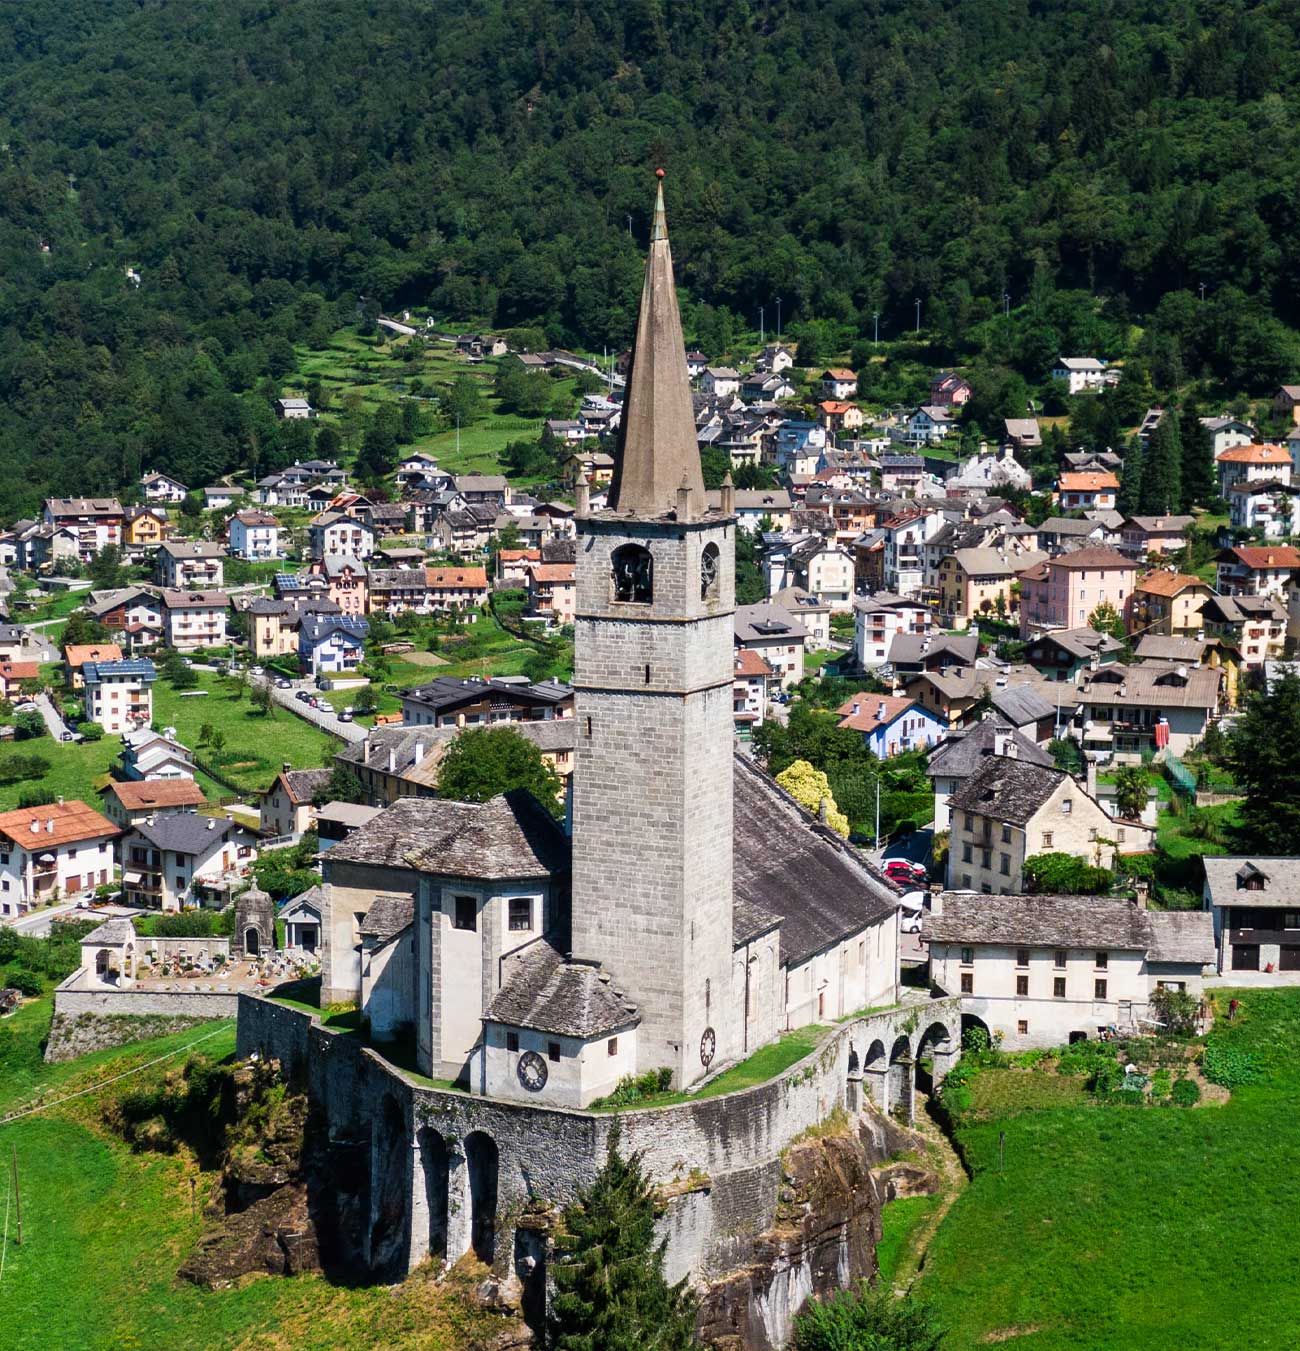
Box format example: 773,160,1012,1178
1134,635,1207,663
948,756,1067,825
325,793,568,881
1029,627,1124,661
927,719,1053,779
1078,663,1220,709
280,885,323,921
733,756,897,966
81,917,137,946
359,895,414,943
1203,856,1300,908
275,768,332,805
130,814,237,853
989,683,1058,727
926,893,1156,951
1037,517,1102,537
483,941,640,1039
1145,910,1216,965
734,601,808,644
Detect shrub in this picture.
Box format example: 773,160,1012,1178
12,711,47,741
3,968,43,996
16,785,56,808
78,720,105,741
1171,1077,1201,1106
1202,1045,1259,1088
1149,986,1199,1037
1022,851,1113,895
589,1067,675,1109
0,752,51,784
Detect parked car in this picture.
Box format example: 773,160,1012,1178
338,711,353,723
295,690,311,703
885,858,927,884
251,665,264,676
275,678,292,689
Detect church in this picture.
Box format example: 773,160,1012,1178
317,175,902,1109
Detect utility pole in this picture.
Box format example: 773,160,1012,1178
759,306,765,347
873,312,879,345
875,776,881,852
1198,281,1206,302
1003,292,1010,317
626,214,633,239
455,415,461,459
914,298,921,333
775,297,782,339
11,1145,20,1246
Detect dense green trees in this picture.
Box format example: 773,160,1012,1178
1225,669,1300,849
0,1,1298,513
436,725,563,817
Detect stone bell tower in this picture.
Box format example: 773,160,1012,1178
569,171,738,1089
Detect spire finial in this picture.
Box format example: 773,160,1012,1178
652,169,668,242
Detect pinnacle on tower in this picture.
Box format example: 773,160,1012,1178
607,170,706,518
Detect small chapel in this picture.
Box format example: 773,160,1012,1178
317,175,901,1108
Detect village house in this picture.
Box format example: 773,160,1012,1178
1200,415,1258,457
160,589,229,651
764,537,854,611
1022,627,1124,682
0,800,118,917
120,814,256,911
886,633,979,683
733,648,773,734
260,766,332,839
817,400,864,433
299,613,369,677
937,548,1048,628
139,471,188,503
1272,386,1300,425
82,659,156,735
495,549,541,587
929,372,972,407
396,450,451,492
202,485,239,512
1226,480,1300,538
526,563,576,625
699,365,740,398
1018,546,1136,637
927,719,1053,831
400,676,573,729
425,565,489,613
157,540,225,589
433,506,496,555
772,420,828,473
1199,593,1288,670
705,487,794,533
1035,517,1106,553
1118,515,1196,558
308,511,374,561
308,555,368,615
734,601,808,689
100,778,206,831
43,498,124,561
64,642,124,690
883,507,948,596
946,445,1032,495
769,587,831,647
1126,571,1215,639
925,892,1213,1049
1202,857,1300,978
902,666,992,730
119,728,195,782
946,755,1150,894
819,368,858,400
244,596,337,659
1215,442,1292,495
122,507,168,554
898,407,954,448
275,396,315,419
836,693,947,758
366,568,432,617
1051,356,1114,394
1057,471,1119,512
989,684,1063,746
853,593,933,667
1215,544,1300,598
1075,661,1221,760
227,509,282,560
1002,418,1042,453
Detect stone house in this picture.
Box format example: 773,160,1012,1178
0,801,119,918
946,755,1150,894
1074,661,1221,760
260,766,332,839
1202,857,1300,978
926,719,1053,831
925,892,1213,1048
367,569,433,618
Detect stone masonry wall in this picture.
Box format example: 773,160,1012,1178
46,983,240,1061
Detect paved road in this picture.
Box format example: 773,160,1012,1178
257,675,367,744
3,899,89,936
34,691,77,742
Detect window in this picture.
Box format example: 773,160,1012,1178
453,895,477,931
612,543,653,603
506,1031,519,1053
1053,977,1066,999
508,897,532,932
1016,974,1029,996
962,843,972,863
1094,979,1108,1000
1016,948,1030,968
981,849,992,870
1095,951,1109,969
960,972,973,994
607,1037,618,1057
1088,826,1098,841
1054,950,1067,969
960,947,974,966
700,543,720,600
961,874,972,889
1017,1020,1029,1035
1000,853,1011,876
1041,831,1053,849
547,1041,561,1062
1001,825,1011,844
1061,799,1073,814
1283,912,1300,930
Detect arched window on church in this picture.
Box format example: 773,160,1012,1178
700,543,720,601
611,543,653,603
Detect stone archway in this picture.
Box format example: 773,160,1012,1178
961,1012,993,1052
417,1127,450,1262
888,1035,915,1124
845,1043,863,1112
915,1021,957,1096
863,1039,888,1111
245,927,260,957
464,1132,498,1264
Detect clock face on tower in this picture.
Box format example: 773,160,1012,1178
517,1050,548,1092
700,1026,717,1069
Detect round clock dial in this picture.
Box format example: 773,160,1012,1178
517,1049,548,1092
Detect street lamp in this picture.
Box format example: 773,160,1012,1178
873,312,879,345
626,214,633,238
759,306,765,346
1003,292,1010,317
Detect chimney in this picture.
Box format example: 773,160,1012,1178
388,748,396,773
207,818,215,830
57,796,63,806
1086,758,1098,798
29,819,39,835
413,741,425,766
818,798,830,824
877,701,887,721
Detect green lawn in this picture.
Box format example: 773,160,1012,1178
0,998,499,1350
153,671,342,795
916,989,1300,1350
876,1195,937,1286
1154,799,1241,860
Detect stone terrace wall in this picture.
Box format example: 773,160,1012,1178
46,980,240,1061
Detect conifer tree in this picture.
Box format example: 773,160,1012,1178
1178,400,1215,509
1117,436,1144,516
549,1126,698,1351
1139,416,1182,514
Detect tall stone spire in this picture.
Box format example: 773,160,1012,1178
608,170,706,517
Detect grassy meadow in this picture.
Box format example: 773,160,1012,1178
914,989,1300,1350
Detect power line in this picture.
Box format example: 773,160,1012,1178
0,1022,234,1129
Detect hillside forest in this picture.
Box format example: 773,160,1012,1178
0,0,1299,516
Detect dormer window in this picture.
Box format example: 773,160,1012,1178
612,544,653,603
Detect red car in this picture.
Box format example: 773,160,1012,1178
885,858,927,884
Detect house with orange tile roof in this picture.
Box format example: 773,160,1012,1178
0,661,39,700
100,777,207,829
0,800,118,916
836,692,947,758
816,399,864,432
64,641,124,689
1215,544,1300,599
425,565,488,613
1057,471,1119,512
526,562,576,625
1126,571,1215,638
495,548,541,587
733,648,774,732
820,368,858,400
1215,442,1292,495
